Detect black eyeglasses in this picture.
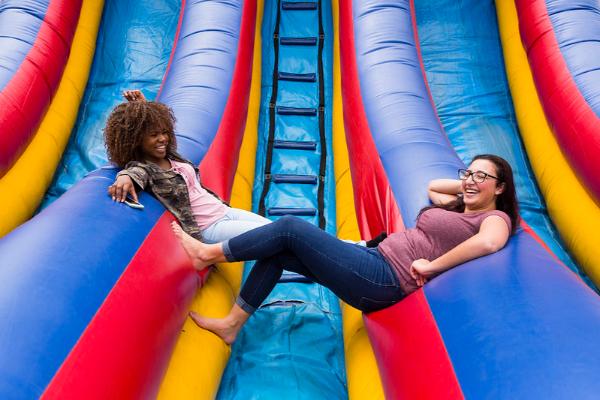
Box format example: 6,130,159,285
458,168,499,183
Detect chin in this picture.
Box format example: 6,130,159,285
463,196,486,209
462,195,477,206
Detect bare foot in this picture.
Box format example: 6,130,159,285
189,311,241,345
171,222,213,270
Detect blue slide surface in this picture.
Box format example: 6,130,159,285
414,0,593,287
353,1,600,397
217,0,347,397
41,0,180,208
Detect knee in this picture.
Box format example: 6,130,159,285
276,215,303,231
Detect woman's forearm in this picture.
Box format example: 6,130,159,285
428,179,462,205
117,166,149,190
428,179,462,195
427,234,499,275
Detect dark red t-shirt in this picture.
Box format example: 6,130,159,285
377,208,512,295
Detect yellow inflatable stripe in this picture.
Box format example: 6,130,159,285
345,328,387,398
157,271,235,399
496,0,600,286
332,0,385,398
157,1,264,398
0,0,104,237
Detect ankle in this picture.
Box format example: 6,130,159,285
223,315,242,329
208,243,224,260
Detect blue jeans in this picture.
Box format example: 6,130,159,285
201,207,271,243
223,216,405,313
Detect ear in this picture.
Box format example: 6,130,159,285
495,182,505,195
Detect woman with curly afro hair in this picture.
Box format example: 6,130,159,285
105,90,271,243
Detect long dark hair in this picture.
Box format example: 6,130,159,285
420,154,519,234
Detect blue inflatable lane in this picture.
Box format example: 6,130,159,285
218,0,346,398
353,0,600,397
41,0,181,208
0,167,164,398
426,232,600,398
354,0,460,226
157,0,243,165
413,0,593,287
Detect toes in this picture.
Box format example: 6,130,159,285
189,311,203,326
171,222,182,235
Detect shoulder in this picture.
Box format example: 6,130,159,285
481,210,511,233
123,160,162,173
121,160,152,175
121,160,162,181
124,160,146,169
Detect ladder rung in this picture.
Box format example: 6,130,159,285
272,174,318,184
282,1,317,10
278,72,316,82
277,106,317,116
280,37,317,46
268,208,317,216
273,140,317,150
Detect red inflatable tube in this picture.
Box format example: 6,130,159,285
339,0,402,240
340,0,463,397
516,0,600,204
0,0,82,177
364,291,464,400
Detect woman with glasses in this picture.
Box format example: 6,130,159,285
171,154,519,344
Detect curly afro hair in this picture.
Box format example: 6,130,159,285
104,101,177,167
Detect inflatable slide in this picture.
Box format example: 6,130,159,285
1,0,600,399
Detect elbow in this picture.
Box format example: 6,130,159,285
427,181,436,193
427,186,442,205
481,239,504,254
427,190,436,204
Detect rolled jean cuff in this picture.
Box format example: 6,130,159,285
236,295,257,314
222,240,236,262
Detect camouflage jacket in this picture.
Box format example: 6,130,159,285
117,153,226,240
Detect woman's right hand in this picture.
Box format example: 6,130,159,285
410,258,433,287
122,89,147,102
108,175,138,203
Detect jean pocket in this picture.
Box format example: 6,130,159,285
358,296,396,313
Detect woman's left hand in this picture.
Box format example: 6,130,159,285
410,258,433,287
